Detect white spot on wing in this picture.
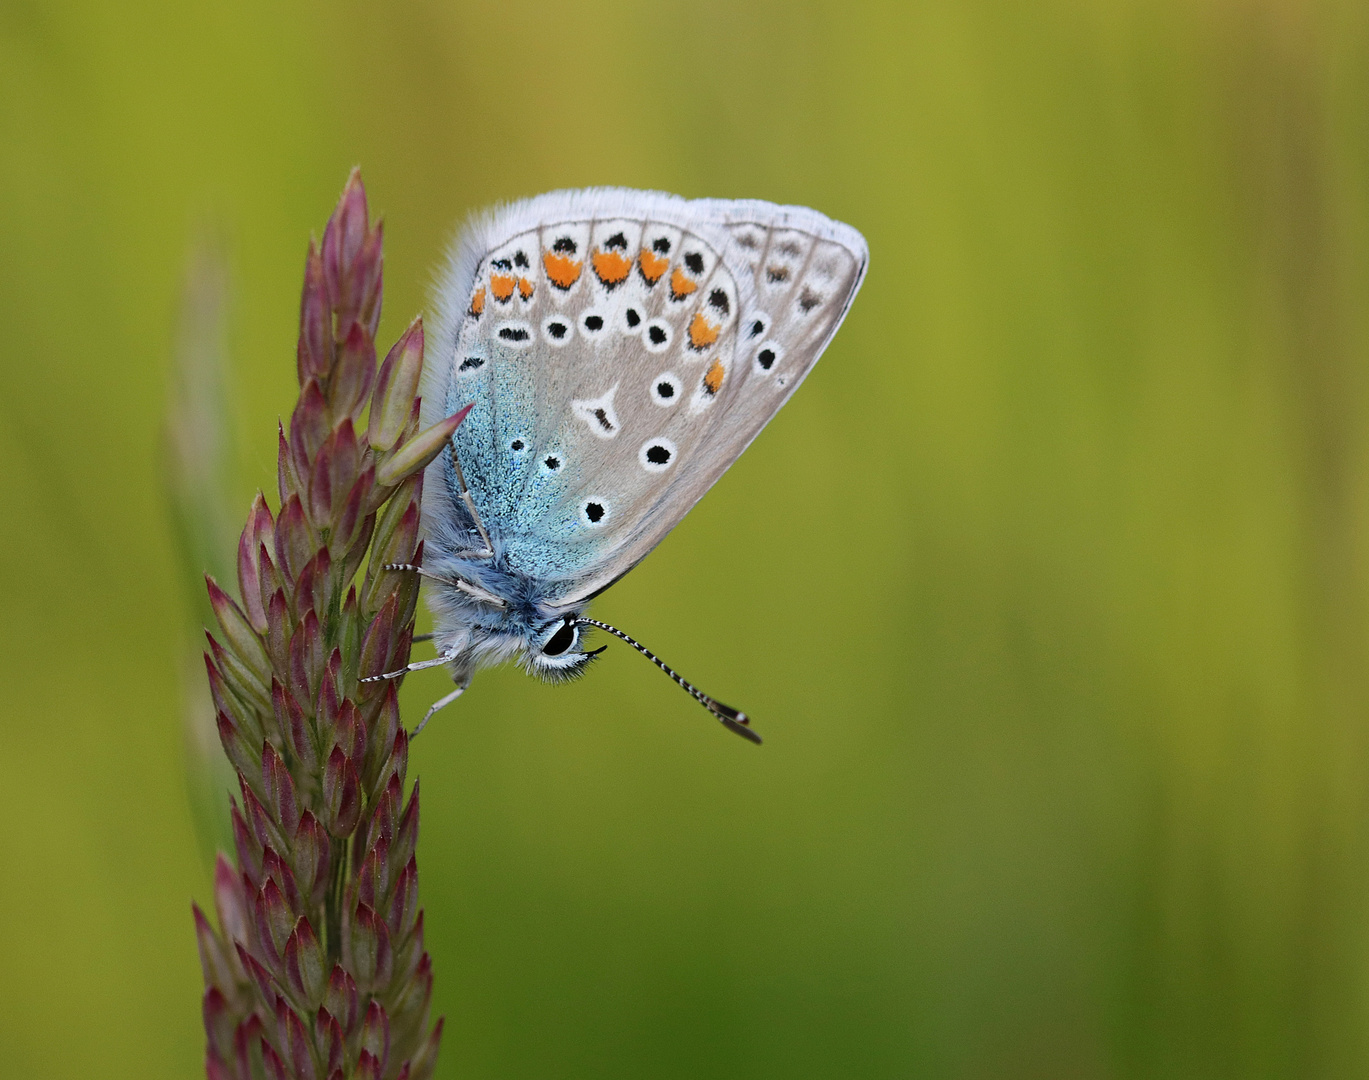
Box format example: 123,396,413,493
753,340,784,374
643,318,673,353
541,314,573,346
580,498,610,527
578,307,611,341
638,437,677,473
494,320,534,348
572,385,621,440
650,372,682,407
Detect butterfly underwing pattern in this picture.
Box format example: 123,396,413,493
381,189,867,742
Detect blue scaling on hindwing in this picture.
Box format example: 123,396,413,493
483,346,539,527
444,315,536,541
444,355,491,545
497,422,614,580
442,323,607,582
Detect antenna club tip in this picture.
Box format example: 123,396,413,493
721,715,764,745
581,617,761,744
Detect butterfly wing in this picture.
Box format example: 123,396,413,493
423,189,868,607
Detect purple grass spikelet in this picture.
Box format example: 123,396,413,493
193,169,462,1080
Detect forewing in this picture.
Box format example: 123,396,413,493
423,190,867,605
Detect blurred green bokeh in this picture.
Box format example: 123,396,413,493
3,1,1369,1077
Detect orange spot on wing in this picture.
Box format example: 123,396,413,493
469,287,486,316
703,359,725,395
670,266,698,299
592,249,632,286
688,312,720,349
543,252,583,290
490,274,516,302
517,276,534,300
638,248,669,283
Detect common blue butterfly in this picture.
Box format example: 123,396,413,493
370,190,867,742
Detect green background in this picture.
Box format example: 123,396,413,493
3,1,1369,1076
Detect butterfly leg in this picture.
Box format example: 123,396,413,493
361,649,459,683
449,440,494,558
383,563,507,608
412,683,467,739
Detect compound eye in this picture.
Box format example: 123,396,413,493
541,619,577,657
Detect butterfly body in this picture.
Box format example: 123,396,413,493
413,188,867,732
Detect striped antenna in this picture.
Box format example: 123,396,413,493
574,618,761,745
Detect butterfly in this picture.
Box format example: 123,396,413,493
369,189,867,743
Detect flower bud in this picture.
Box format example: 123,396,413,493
297,244,331,386
193,904,234,993
323,748,360,837
273,495,312,588
284,1004,316,1080
261,846,303,915
292,812,331,909
348,902,392,992
332,322,377,423
261,742,300,839
388,858,418,942
406,1017,444,1080
213,853,250,947
230,804,264,888
314,1006,343,1076
357,595,397,684
237,494,276,633
216,710,260,782
324,965,358,1037
254,878,294,963
291,378,331,470
360,999,391,1073
259,1034,290,1080
370,319,424,452
375,407,470,489
285,917,326,1007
